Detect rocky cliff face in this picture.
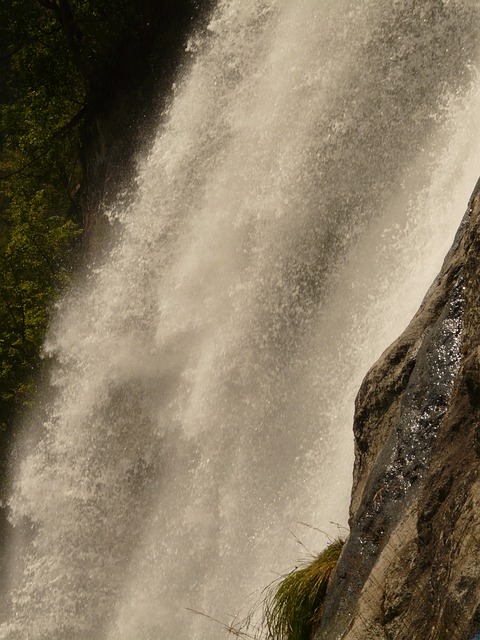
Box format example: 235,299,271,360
317,179,480,640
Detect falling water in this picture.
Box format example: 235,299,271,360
2,1,480,639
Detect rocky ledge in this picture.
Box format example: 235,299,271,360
317,179,480,640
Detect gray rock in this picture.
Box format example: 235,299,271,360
317,179,480,640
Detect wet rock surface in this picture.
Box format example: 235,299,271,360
317,179,480,640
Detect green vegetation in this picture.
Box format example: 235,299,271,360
0,0,212,437
262,538,344,640
0,0,84,432
188,538,345,640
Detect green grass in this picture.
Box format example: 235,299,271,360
263,538,345,640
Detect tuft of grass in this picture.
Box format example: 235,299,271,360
263,538,345,640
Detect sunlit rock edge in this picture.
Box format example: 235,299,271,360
318,179,480,640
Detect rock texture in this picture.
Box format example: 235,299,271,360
317,179,480,640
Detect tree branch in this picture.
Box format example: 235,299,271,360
0,25,62,63
0,107,86,181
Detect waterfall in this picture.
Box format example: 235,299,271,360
2,1,480,639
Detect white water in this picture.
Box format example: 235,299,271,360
2,1,480,639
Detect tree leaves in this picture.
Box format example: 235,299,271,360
0,180,81,426
0,1,84,426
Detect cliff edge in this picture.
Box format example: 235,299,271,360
317,179,480,640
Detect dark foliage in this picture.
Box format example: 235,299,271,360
0,0,213,448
